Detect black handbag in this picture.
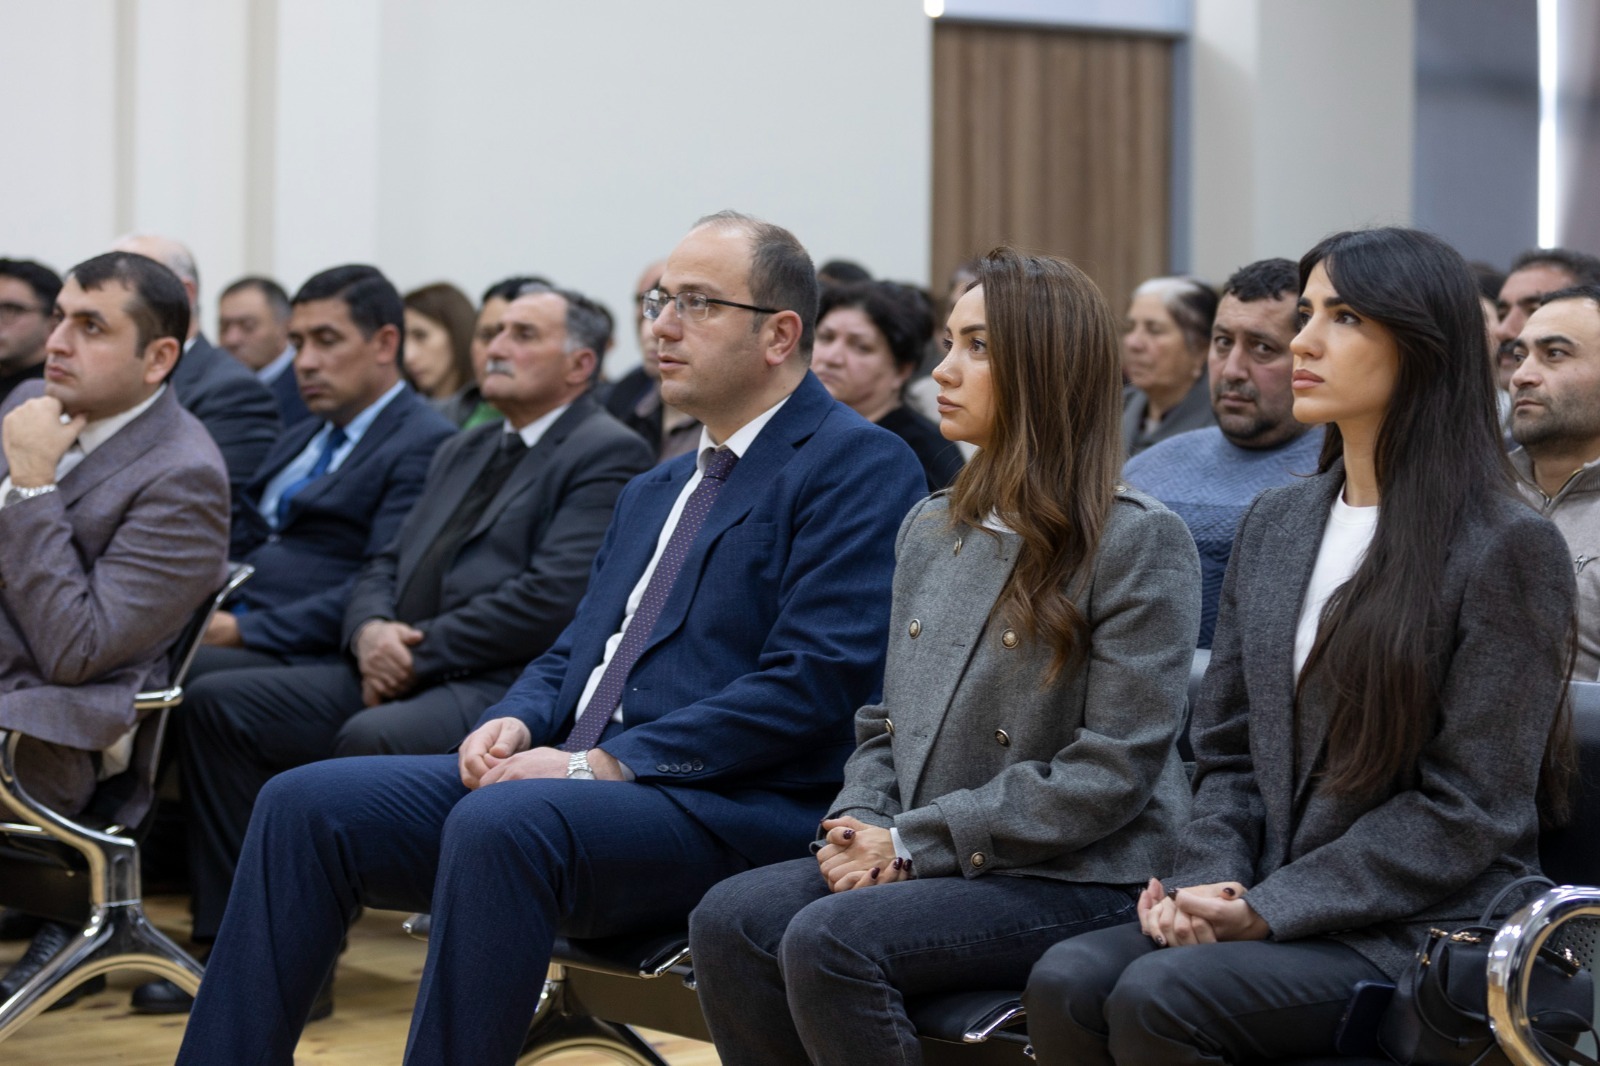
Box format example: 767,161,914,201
1378,875,1596,1065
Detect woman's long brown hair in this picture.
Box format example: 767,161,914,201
945,248,1124,681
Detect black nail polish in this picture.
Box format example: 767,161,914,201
842,828,855,840
869,867,880,879
891,858,903,870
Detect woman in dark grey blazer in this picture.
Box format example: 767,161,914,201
1026,228,1578,1064
686,248,1201,1065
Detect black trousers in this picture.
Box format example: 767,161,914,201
1023,920,1386,1065
179,660,509,940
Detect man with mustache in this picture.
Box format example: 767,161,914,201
1123,259,1322,647
1509,285,1600,678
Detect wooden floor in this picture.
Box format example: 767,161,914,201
0,896,721,1065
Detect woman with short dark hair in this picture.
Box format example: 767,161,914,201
687,247,1201,1065
813,280,963,491
1025,227,1578,1065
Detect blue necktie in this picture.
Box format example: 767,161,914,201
275,425,348,528
560,447,739,752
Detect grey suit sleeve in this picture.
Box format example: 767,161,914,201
1243,514,1575,940
893,505,1201,877
1168,496,1270,887
0,458,230,689
824,499,928,827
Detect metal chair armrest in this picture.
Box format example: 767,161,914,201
1487,885,1600,1066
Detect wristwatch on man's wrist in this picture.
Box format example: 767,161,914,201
4,483,57,507
566,751,596,780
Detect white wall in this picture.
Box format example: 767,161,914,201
1188,0,1416,280
0,0,932,373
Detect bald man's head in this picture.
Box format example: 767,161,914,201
113,234,200,338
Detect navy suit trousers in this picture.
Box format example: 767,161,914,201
175,754,752,1066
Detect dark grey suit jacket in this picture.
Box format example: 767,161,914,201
1122,376,1215,459
170,334,281,507
0,383,230,820
1172,466,1575,978
828,490,1200,883
342,395,654,690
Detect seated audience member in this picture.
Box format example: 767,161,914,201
463,275,550,430
1495,247,1600,397
0,258,61,403
0,252,229,1005
604,258,703,462
906,258,979,428
403,281,481,426
1123,259,1322,647
131,284,654,1015
1025,228,1576,1065
172,211,927,1065
218,275,309,427
813,279,964,491
199,266,454,672
112,235,280,510
1509,284,1600,678
688,248,1200,1065
1121,276,1219,458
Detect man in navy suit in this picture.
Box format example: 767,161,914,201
196,265,455,668
217,275,311,427
174,212,927,1065
112,236,281,512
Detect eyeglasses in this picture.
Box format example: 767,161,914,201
641,288,779,322
0,301,44,323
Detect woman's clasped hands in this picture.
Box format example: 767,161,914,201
1137,877,1270,947
816,816,913,892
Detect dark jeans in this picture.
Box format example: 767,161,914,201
1024,920,1386,1065
688,856,1139,1066
174,753,753,1066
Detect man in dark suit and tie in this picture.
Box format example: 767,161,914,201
174,212,927,1063
217,275,311,427
196,265,455,670
0,251,229,1004
112,236,281,513
133,282,653,1014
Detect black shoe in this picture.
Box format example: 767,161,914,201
131,966,334,1021
0,921,108,1010
0,908,43,942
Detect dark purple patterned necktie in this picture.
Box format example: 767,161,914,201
559,446,740,752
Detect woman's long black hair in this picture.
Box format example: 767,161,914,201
1298,227,1574,812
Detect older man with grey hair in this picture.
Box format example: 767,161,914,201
113,234,280,511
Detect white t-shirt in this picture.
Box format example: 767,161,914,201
1294,487,1380,678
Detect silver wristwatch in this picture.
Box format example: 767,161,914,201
565,751,595,780
4,483,57,507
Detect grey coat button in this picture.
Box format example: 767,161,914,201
884,719,895,737
1001,629,1018,649
656,764,670,772
909,619,921,638
692,760,704,770
970,852,987,868
995,729,1010,747
953,536,963,556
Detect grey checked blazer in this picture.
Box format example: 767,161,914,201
1171,465,1576,978
827,490,1201,883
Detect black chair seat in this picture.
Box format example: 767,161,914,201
907,989,1026,1044
550,931,691,979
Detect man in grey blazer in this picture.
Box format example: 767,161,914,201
133,283,654,1014
0,251,230,1004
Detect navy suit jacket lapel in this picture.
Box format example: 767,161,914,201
637,373,834,659
286,389,413,522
